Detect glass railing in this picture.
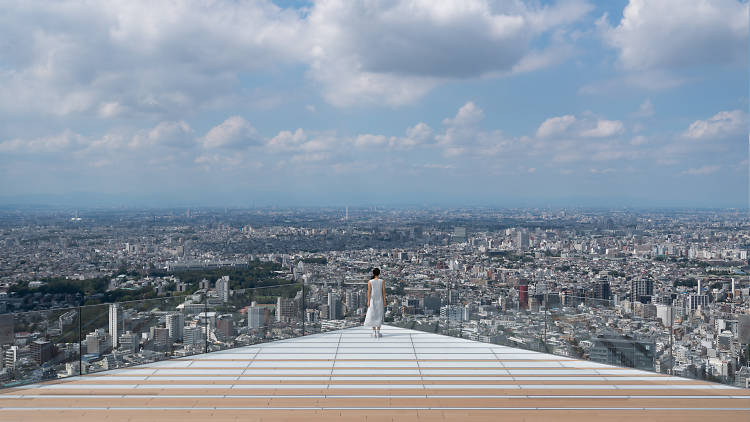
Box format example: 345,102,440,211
390,294,749,389
0,282,303,389
2,285,748,390
0,307,81,387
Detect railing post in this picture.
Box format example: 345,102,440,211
204,292,208,354
301,282,305,337
543,290,548,352
669,304,674,375
78,305,82,376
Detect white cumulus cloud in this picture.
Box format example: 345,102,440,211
580,119,624,138
683,110,748,140
599,0,749,70
199,116,261,149
537,115,576,138
304,0,592,106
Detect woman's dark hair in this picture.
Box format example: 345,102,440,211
372,268,380,279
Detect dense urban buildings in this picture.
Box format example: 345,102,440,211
0,207,749,388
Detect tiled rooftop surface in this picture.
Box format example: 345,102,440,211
1,325,748,421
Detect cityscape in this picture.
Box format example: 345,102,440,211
0,0,748,419
1,207,748,388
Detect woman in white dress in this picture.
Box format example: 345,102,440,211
363,268,385,337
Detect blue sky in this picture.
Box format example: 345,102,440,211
0,0,747,208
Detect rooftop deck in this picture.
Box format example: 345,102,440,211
1,325,748,421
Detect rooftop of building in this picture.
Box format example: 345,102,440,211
1,325,748,421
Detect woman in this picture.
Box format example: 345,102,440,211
363,267,385,337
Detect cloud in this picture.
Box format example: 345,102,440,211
2,97,741,205
0,131,84,154
0,0,594,114
580,119,624,138
599,0,749,71
536,114,623,138
353,134,388,148
305,0,592,106
98,102,127,118
130,121,193,149
681,165,721,175
268,128,308,152
199,116,261,149
537,115,576,138
352,122,435,151
683,110,748,140
436,102,485,156
0,1,305,118
443,102,484,127
405,123,433,144
632,99,654,117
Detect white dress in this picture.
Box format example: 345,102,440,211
363,278,384,327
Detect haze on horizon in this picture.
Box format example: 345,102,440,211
0,0,748,209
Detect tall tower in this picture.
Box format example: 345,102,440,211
109,303,122,349
519,281,529,310
216,276,230,303
166,313,184,341
345,206,349,220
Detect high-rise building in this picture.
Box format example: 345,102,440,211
109,303,122,349
248,302,268,329
345,290,360,314
30,340,55,365
422,294,441,314
3,346,19,370
630,279,654,303
183,326,204,347
118,331,138,353
589,336,655,371
517,230,530,250
439,305,469,321
216,315,234,339
452,227,467,243
86,330,112,355
519,282,529,310
0,314,13,346
166,313,184,342
276,297,297,322
655,304,673,326
327,293,343,320
151,327,170,351
216,276,230,303
448,289,459,305
594,281,611,301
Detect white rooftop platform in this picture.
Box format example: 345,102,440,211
1,325,748,421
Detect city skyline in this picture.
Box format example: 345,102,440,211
0,0,747,208
1,206,749,391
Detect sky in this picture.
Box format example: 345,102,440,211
0,0,748,208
